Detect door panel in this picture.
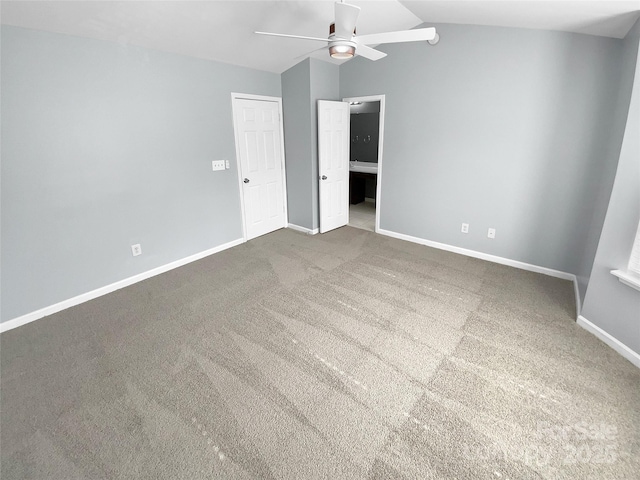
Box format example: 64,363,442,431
318,100,350,234
235,98,286,240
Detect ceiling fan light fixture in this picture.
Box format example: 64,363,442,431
329,40,356,59
329,44,355,59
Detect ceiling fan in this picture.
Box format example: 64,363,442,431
255,1,439,62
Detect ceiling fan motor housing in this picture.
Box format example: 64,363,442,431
329,23,356,38
329,22,357,58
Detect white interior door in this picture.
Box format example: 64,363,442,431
318,100,349,234
234,97,287,240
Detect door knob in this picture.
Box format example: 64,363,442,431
244,178,250,183
321,175,327,180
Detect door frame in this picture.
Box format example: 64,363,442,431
231,92,289,241
342,94,385,233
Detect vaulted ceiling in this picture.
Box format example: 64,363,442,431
2,1,639,73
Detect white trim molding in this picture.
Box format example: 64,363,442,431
577,315,640,368
377,227,582,316
0,238,245,334
377,228,575,279
342,94,385,234
287,224,319,235
611,269,640,292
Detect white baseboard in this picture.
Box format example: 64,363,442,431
377,228,576,280
577,315,640,368
0,238,245,334
377,228,582,317
287,223,318,235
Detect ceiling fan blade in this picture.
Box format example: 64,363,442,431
255,31,328,43
334,2,360,39
355,44,387,61
357,27,437,45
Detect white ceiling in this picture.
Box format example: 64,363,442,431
401,1,640,38
2,1,639,73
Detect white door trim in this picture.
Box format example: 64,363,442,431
342,94,385,233
231,93,289,241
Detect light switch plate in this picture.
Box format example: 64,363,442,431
212,160,225,171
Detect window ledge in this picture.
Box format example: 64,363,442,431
611,269,640,292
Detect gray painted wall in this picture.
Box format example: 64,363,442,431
350,113,380,163
340,23,624,279
282,59,313,230
574,20,640,307
582,19,640,355
281,58,339,231
1,26,281,322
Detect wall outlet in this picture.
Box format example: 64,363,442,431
131,244,142,256
461,223,469,234
225,160,230,169
488,228,496,239
212,160,225,171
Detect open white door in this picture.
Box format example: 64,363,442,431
318,100,350,234
233,96,287,240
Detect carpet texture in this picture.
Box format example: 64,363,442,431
1,227,639,479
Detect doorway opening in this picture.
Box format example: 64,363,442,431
343,95,385,233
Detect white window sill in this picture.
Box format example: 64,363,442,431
611,269,640,292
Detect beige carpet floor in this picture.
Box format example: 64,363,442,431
1,226,639,479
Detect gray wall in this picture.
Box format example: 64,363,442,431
574,20,640,306
340,23,624,279
282,59,313,230
1,26,281,322
281,58,339,231
350,113,380,163
582,19,640,355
